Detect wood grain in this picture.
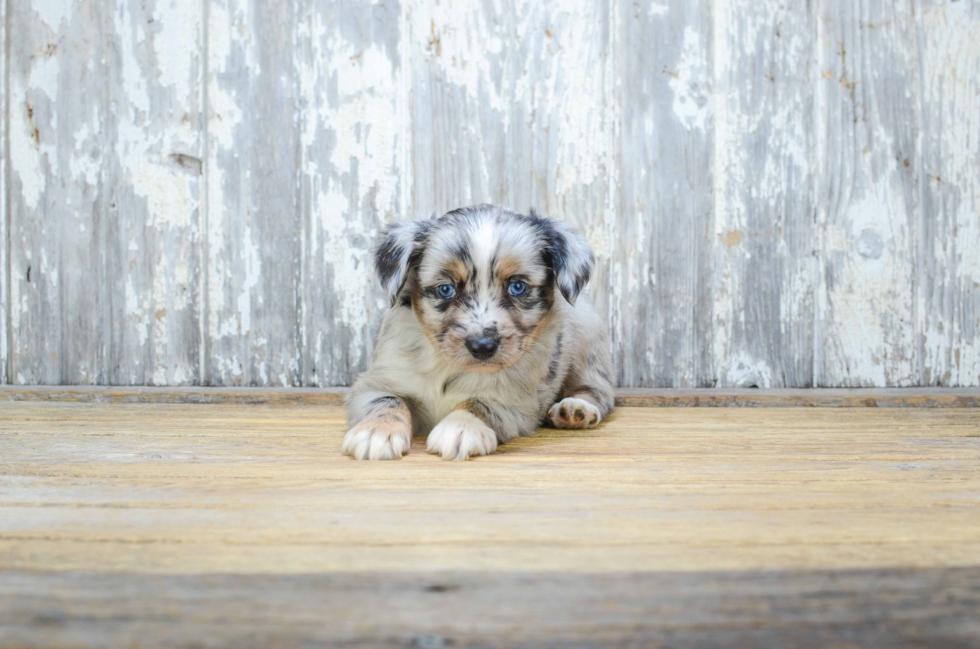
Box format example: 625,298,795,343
611,0,712,388
0,0,5,385
408,0,611,223
815,0,919,386
2,403,979,574
2,385,979,407
8,1,107,384
2,3,980,389
1,402,979,646
711,0,816,388
918,0,980,387
299,0,406,387
2,568,979,648
104,0,204,385
205,0,303,386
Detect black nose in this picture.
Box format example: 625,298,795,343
465,336,500,360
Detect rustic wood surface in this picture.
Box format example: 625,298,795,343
2,385,980,407
1,402,979,646
4,1,980,388
0,0,6,389
3,568,979,648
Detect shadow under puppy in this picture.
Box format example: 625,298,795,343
344,204,614,461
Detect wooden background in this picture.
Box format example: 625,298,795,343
2,0,978,388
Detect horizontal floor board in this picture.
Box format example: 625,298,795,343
2,386,979,407
2,402,979,647
2,568,979,648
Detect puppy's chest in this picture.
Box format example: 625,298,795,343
422,357,560,425
419,368,540,422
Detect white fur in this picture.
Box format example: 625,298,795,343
346,205,615,460
426,410,498,460
341,416,412,461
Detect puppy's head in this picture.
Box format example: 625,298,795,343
375,204,593,372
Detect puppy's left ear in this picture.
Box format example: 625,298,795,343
544,218,594,306
375,216,434,306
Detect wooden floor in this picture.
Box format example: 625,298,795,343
2,401,979,647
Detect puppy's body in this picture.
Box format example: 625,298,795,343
344,205,614,461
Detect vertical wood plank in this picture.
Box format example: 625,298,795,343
104,0,203,385
206,0,302,386
918,0,980,387
298,0,406,387
1,0,6,383
8,0,106,384
815,0,919,387
408,0,613,380
408,0,612,217
611,0,713,387
710,0,816,387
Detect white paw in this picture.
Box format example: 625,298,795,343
548,398,601,429
342,417,412,460
426,410,498,461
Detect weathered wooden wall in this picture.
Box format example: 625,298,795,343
4,0,979,388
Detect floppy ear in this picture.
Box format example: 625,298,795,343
541,216,594,306
375,216,435,306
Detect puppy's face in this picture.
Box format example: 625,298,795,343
376,205,593,372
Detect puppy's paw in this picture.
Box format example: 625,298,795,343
342,417,412,461
548,398,601,429
427,410,498,461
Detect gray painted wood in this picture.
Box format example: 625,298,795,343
8,1,107,384
104,0,204,385
407,0,613,264
409,1,612,219
918,0,980,387
3,1,980,387
815,0,920,387
711,0,816,388
612,0,713,388
299,0,405,387
205,0,303,386
1,0,6,385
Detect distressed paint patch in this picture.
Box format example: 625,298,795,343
10,57,62,211
300,1,404,386
669,25,711,132
918,0,980,386
33,0,77,31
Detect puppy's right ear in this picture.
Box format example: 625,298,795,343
375,216,434,306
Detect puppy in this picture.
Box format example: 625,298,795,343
343,204,614,461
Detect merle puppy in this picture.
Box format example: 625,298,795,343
343,204,614,460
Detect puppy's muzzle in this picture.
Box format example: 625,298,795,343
465,335,500,360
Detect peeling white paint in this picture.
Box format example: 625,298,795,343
6,0,980,388
153,0,199,102
670,25,711,132
33,0,77,31
726,351,773,388
126,275,150,347
10,53,62,210
10,86,46,211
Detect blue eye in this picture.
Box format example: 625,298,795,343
437,284,456,299
508,280,527,297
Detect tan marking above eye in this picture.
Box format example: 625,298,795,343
426,257,468,286
445,258,469,283
495,257,524,281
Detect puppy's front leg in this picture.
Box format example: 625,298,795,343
549,349,615,430
343,392,413,461
427,399,529,461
